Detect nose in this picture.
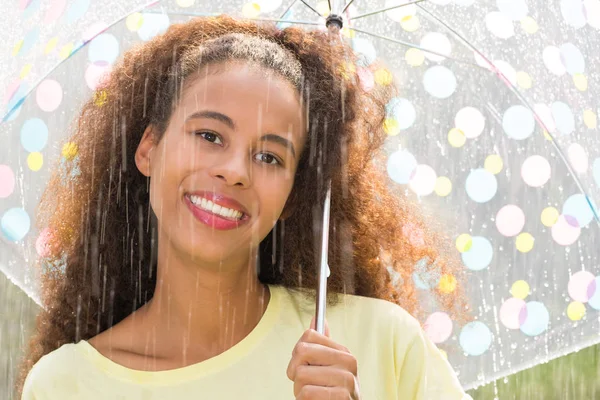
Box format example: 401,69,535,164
208,148,252,187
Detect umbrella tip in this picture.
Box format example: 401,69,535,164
325,14,343,32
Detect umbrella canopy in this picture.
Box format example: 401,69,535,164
1,0,599,391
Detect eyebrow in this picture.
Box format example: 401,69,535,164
186,110,296,158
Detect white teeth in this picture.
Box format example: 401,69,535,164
188,195,244,220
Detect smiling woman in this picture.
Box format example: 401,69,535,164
16,16,470,400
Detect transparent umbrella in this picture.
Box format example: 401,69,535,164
1,0,599,391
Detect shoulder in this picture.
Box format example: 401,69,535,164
22,343,83,398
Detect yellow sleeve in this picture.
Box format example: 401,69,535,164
20,368,39,400
395,319,472,399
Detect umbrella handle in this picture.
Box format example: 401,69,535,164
315,182,332,335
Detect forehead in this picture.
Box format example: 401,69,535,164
176,63,304,125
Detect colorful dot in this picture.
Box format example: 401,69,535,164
500,297,527,329
401,15,421,32
44,0,67,24
503,105,535,140
21,118,49,152
16,27,40,58
462,236,494,271
583,110,597,129
423,66,457,99
255,0,283,13
409,165,437,196
438,274,457,294
484,155,503,174
485,11,514,39
242,2,261,18
516,71,532,89
420,32,452,62
497,0,529,20
560,43,585,75
20,64,33,79
88,33,119,65
357,68,374,92
126,13,144,31
455,234,473,253
567,301,586,321
66,0,90,23
425,312,453,343
551,101,575,135
448,128,466,148
551,215,581,246
594,158,600,187
521,155,551,187
541,207,560,227
44,37,59,54
460,321,492,356
0,165,15,198
85,62,112,90
383,118,399,136
138,13,170,41
387,149,417,185
386,98,416,130
385,0,416,22
567,143,588,174
573,73,588,91
516,232,535,253
27,152,44,171
588,277,600,310
434,176,452,197
520,16,539,33
59,43,74,60
568,271,595,302
1,208,31,242
496,205,525,237
511,280,530,299
520,301,549,336
36,80,63,112
352,38,376,67
563,193,597,228
455,107,485,139
405,48,425,66
465,168,498,203
36,227,55,257
374,68,393,85
62,142,78,160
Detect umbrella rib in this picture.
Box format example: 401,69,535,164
416,3,600,223
300,0,325,18
349,27,487,70
350,0,428,20
279,0,299,19
341,0,356,14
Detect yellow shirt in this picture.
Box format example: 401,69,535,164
22,284,471,399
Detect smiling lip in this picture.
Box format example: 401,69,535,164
184,191,250,231
186,191,250,216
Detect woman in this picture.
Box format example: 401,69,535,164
16,15,470,399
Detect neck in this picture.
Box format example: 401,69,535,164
128,236,271,363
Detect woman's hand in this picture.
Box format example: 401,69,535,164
286,317,361,399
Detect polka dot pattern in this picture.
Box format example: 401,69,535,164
1,0,599,391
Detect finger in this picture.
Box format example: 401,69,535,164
309,316,330,337
295,385,349,400
293,365,356,397
288,342,357,379
300,327,346,353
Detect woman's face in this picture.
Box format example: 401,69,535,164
135,62,307,267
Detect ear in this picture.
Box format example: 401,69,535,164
135,125,156,177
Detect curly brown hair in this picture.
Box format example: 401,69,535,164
14,15,468,398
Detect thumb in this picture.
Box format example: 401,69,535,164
310,316,330,337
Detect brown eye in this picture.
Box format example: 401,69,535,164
195,130,222,145
255,153,281,166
